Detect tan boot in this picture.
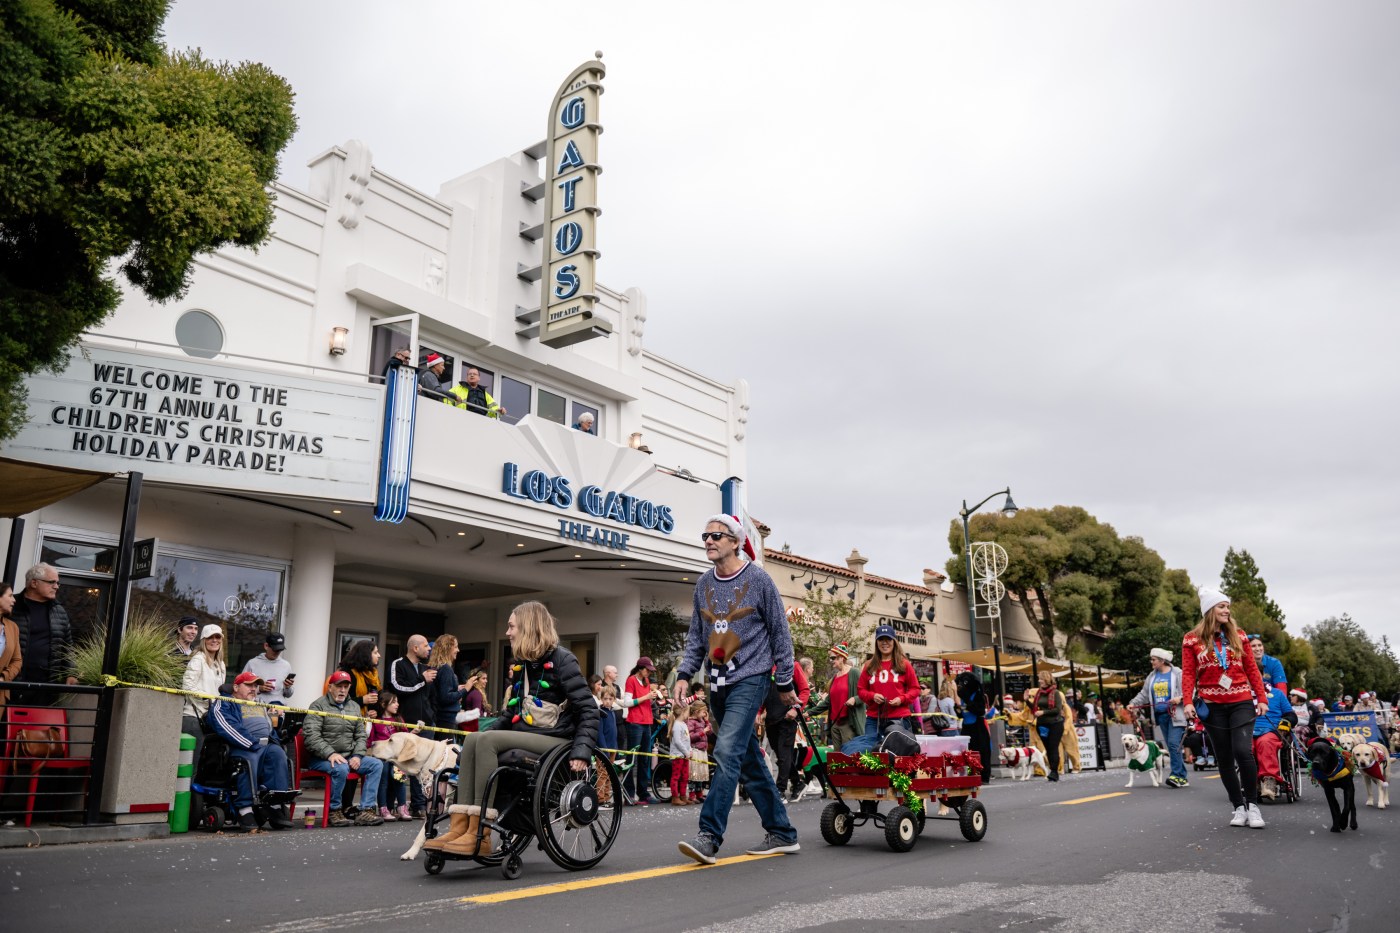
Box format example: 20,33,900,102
478,808,497,857
441,806,482,856
423,805,471,851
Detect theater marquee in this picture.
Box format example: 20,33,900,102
4,346,382,502
540,55,613,349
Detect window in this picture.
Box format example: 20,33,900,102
571,402,599,433
175,309,224,358
499,375,531,425
538,389,567,425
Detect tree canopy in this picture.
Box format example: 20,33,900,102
0,0,297,439
946,505,1182,657
787,587,874,690
1303,614,1400,701
1220,547,1284,625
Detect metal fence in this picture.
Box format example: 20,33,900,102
1,682,106,827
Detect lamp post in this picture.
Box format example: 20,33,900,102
960,488,1018,651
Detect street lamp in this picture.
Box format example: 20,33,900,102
960,488,1018,650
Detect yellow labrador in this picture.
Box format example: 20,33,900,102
368,731,460,860
1351,742,1391,810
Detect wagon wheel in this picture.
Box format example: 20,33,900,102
884,805,918,852
959,799,988,841
819,801,854,846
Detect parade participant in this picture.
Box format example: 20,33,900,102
1289,688,1310,728
808,642,865,751
1183,589,1270,829
1248,634,1288,692
1031,671,1070,782
427,602,596,857
672,514,800,865
857,624,920,743
1129,647,1189,788
1254,685,1294,800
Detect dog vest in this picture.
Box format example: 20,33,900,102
1127,741,1162,772
1006,746,1034,762
1310,745,1352,783
1358,744,1389,785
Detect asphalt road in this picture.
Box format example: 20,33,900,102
4,766,1396,932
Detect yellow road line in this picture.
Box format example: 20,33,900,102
458,852,784,904
1205,775,1220,780
1050,792,1131,806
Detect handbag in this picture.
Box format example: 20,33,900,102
18,726,62,759
517,652,567,728
1194,698,1210,721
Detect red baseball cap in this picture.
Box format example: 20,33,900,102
327,671,352,685
233,672,264,686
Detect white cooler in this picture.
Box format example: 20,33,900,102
917,735,970,755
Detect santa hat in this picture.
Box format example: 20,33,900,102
1289,688,1307,700
704,514,757,561
424,352,444,367
1199,588,1230,619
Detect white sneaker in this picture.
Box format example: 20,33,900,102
1247,803,1266,829
1229,806,1248,827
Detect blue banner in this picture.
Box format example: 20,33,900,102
1321,711,1388,750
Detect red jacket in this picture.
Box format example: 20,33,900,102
624,675,655,725
858,658,920,715
1182,632,1267,707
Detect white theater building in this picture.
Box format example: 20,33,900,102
0,64,749,706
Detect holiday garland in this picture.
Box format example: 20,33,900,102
834,751,924,814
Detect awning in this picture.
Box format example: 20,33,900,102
933,647,1031,669
0,457,114,518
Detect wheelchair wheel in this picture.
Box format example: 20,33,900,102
651,758,673,802
200,803,226,833
533,746,622,871
501,855,523,880
424,853,444,875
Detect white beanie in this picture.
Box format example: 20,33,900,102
1199,588,1230,619
1149,647,1173,663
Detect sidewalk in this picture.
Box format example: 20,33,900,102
0,821,169,849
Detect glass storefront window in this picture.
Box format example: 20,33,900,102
539,389,567,425
131,555,286,676
41,538,117,575
570,402,599,433
499,376,531,426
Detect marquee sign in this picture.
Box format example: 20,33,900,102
540,55,613,348
502,461,674,551
3,345,382,502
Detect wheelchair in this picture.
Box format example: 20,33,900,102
1259,717,1304,805
422,743,623,879
191,710,304,831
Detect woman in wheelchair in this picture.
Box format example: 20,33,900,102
426,601,599,860
1253,686,1295,800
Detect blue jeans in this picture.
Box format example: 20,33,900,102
309,755,383,810
230,744,290,810
700,675,796,848
625,722,655,802
1155,712,1187,780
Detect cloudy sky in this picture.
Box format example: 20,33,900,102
165,2,1400,650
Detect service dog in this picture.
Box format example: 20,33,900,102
1334,732,1364,752
1306,738,1358,833
1000,744,1048,781
1351,741,1391,810
368,731,460,860
1121,734,1169,788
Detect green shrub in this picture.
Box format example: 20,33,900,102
65,612,186,689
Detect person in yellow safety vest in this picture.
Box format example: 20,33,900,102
444,366,506,418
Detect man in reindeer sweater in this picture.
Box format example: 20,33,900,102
674,514,800,865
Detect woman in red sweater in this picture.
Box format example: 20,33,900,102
1183,589,1269,829
857,624,921,743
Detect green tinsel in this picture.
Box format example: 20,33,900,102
854,751,923,814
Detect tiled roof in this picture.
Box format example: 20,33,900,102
764,548,937,596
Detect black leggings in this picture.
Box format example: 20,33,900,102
1041,720,1064,776
1202,701,1258,807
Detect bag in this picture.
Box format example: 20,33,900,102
688,751,710,783
518,652,567,729
877,729,921,758
18,727,62,759
1194,699,1210,721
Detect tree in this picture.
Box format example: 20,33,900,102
787,588,874,690
638,602,688,672
1220,547,1283,625
1101,622,1189,679
946,506,1171,656
1230,599,1314,687
0,0,297,439
1303,614,1400,701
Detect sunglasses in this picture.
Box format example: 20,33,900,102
699,532,734,543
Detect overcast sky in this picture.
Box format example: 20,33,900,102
165,1,1400,653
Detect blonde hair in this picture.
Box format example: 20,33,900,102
428,634,458,668
599,684,618,701
1191,603,1244,659
510,601,559,661
939,678,957,701
199,633,226,667
1037,670,1057,690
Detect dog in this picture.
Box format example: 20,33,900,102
1306,738,1358,833
1335,731,1364,752
1000,744,1048,781
1121,733,1169,788
1351,741,1391,810
368,731,460,860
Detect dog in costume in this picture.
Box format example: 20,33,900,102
1307,737,1358,833
1121,733,1168,788
1350,741,1390,810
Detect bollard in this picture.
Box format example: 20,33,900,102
170,733,195,834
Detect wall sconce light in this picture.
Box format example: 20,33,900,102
329,326,349,356
628,432,652,454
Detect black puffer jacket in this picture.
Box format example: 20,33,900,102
489,645,598,762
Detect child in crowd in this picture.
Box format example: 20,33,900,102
368,691,413,821
597,684,619,759
669,702,693,805
687,701,710,802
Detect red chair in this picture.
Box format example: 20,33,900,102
3,707,92,827
294,731,362,827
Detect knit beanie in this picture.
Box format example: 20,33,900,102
830,642,851,661
1199,588,1230,619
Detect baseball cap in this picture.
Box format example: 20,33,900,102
177,616,199,631
265,632,286,650
199,624,223,641
328,671,352,685
634,656,656,671
233,672,264,686
874,624,896,641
